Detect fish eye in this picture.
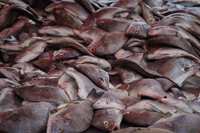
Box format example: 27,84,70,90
100,20,104,24
122,72,127,76
58,127,64,133
164,96,167,98
103,121,109,125
55,10,60,14
90,48,96,53
99,77,104,83
124,112,129,115
135,29,139,33
59,52,65,56
32,78,37,81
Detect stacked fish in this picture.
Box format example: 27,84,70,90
0,0,200,133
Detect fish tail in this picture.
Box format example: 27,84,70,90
86,89,104,103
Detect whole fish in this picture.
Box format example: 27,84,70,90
76,64,110,91
38,25,75,37
150,114,200,133
73,27,106,44
96,18,131,32
22,77,58,86
0,102,56,133
126,21,151,38
14,85,70,105
0,88,21,112
67,55,112,71
53,48,81,61
112,127,175,133
123,108,168,126
91,108,123,132
15,41,47,63
47,89,104,133
157,57,200,87
53,8,83,28
87,31,128,55
145,47,200,64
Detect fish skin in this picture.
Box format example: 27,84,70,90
22,77,58,86
118,67,143,83
53,48,81,61
145,47,200,64
148,35,199,57
78,7,134,29
112,127,175,133
70,55,112,71
111,0,140,7
15,41,47,63
150,114,200,133
0,102,56,133
53,8,83,29
157,57,200,87
0,88,21,112
96,18,131,32
91,108,123,132
14,85,70,105
126,21,151,38
73,27,106,44
87,31,128,56
47,89,104,133
21,69,48,81
123,108,168,126
0,67,21,82
75,64,110,91
38,25,75,37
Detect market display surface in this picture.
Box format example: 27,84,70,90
0,0,200,133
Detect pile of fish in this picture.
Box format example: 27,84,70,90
0,0,200,132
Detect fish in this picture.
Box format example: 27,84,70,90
73,27,106,44
91,108,123,132
53,8,83,28
58,73,79,102
87,31,128,55
67,55,112,71
145,47,200,64
111,127,175,133
123,108,168,126
96,18,131,32
46,89,104,133
22,76,58,86
114,48,133,59
0,88,21,112
126,21,151,38
53,48,81,61
14,85,70,105
15,41,47,63
150,114,200,133
75,64,110,91
157,57,200,87
38,25,75,37
0,102,56,133
0,67,21,81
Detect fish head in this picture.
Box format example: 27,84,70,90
92,109,123,132
47,117,73,133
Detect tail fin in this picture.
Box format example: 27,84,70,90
86,88,104,104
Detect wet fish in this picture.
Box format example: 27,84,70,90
47,89,104,133
0,88,21,112
76,64,110,91
150,114,200,133
15,41,47,63
14,85,70,105
22,77,58,86
126,21,151,38
53,8,83,28
53,48,81,61
145,47,200,64
0,67,21,81
38,25,75,37
157,57,200,86
73,27,106,44
96,18,130,32
91,108,123,132
0,102,56,133
87,31,128,55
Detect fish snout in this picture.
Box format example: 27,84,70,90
112,125,120,132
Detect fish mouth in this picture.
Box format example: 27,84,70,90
112,125,120,131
